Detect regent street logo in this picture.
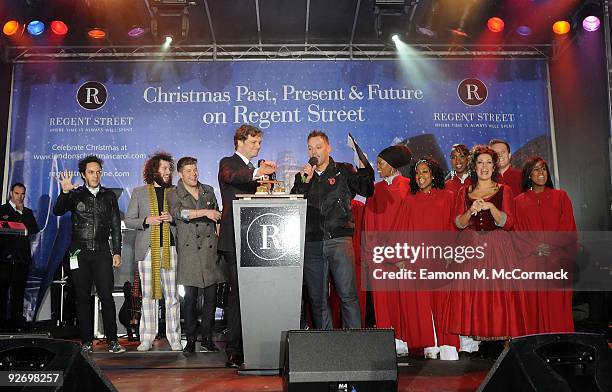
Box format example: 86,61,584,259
77,81,108,110
457,78,488,106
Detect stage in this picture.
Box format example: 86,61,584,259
91,338,494,392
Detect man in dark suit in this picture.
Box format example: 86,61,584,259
0,182,39,331
218,124,276,368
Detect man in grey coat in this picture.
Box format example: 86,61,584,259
168,156,225,353
124,152,182,351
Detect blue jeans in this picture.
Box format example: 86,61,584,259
303,237,361,329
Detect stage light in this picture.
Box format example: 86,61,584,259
50,20,68,36
552,20,570,35
26,20,45,36
450,28,469,38
128,26,146,38
516,25,532,36
88,28,107,39
487,17,504,33
162,35,173,49
582,16,600,32
150,0,192,39
415,0,438,38
391,34,400,42
3,20,20,36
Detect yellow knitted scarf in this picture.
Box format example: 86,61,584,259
147,184,170,300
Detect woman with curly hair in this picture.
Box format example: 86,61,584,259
446,145,528,348
402,157,459,356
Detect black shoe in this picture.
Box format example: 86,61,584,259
183,340,196,354
108,341,126,354
200,339,219,353
81,341,93,353
225,354,243,368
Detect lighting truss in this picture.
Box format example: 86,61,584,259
7,42,554,63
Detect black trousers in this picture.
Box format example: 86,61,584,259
222,251,243,358
0,260,28,329
71,249,117,343
183,284,217,342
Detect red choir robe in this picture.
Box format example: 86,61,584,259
445,173,472,195
499,166,523,197
363,175,412,342
514,187,577,334
405,188,460,350
446,184,529,339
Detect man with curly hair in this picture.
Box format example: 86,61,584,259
125,152,182,351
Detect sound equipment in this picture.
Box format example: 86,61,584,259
283,329,397,392
478,333,612,392
0,220,26,236
0,337,116,391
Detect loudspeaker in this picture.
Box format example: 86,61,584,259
283,329,397,392
478,333,612,392
0,337,116,391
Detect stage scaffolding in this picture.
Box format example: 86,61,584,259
6,43,553,63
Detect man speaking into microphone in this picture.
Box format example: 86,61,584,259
291,130,374,330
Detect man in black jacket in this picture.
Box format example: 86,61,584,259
291,130,374,329
0,183,39,331
218,124,276,367
53,155,125,353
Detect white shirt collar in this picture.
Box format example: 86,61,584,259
383,172,400,185
87,185,100,196
235,151,251,166
453,171,469,183
8,200,22,214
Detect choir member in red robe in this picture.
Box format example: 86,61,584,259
406,157,460,353
489,139,522,197
445,144,472,194
363,145,412,345
514,157,576,334
447,145,528,341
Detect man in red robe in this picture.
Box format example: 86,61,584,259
489,139,522,197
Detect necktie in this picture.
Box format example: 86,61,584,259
247,162,255,170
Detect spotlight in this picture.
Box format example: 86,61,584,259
128,26,146,38
487,17,504,33
88,28,107,39
516,25,532,36
582,16,600,32
26,20,45,36
391,34,400,42
150,0,193,39
162,34,173,48
552,20,570,35
50,20,68,36
416,0,439,38
3,20,20,37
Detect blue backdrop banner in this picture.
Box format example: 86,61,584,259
7,59,552,319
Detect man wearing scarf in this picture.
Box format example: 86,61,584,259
125,152,182,351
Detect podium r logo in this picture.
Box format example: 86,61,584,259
261,224,282,249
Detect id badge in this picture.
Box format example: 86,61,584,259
69,249,81,270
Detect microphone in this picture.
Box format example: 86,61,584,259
302,157,319,181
